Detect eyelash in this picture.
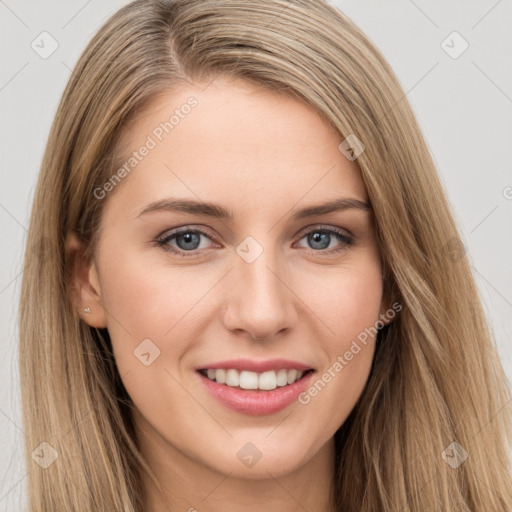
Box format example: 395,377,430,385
155,225,354,258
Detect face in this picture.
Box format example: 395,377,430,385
68,75,388,483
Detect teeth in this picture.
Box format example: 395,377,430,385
287,369,297,384
226,369,239,386
202,368,307,390
240,371,259,389
258,371,277,390
276,369,288,386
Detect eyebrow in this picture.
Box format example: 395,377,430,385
136,197,371,220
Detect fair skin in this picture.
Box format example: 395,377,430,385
66,75,390,512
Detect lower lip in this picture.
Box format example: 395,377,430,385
197,370,315,415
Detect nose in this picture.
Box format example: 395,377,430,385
221,247,298,341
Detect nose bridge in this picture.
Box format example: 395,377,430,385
223,236,296,339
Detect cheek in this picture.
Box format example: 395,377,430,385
307,257,383,347
97,246,212,370
294,258,382,422
97,250,210,432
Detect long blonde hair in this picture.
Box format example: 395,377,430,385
19,0,512,510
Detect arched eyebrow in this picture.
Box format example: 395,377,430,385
136,197,371,220
290,198,371,219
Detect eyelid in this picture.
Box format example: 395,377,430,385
157,223,353,241
294,223,353,240
157,224,216,240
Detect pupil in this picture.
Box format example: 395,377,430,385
309,232,329,250
178,232,200,250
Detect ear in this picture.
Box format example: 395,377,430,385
65,230,108,328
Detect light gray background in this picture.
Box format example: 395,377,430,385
1,1,511,509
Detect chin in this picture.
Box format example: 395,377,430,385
197,429,328,480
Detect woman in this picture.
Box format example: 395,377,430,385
19,0,512,510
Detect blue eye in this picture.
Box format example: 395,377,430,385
156,225,354,257
296,227,354,254
156,228,213,256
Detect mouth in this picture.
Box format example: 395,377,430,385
196,361,316,415
197,367,314,391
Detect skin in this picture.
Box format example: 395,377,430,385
66,75,391,512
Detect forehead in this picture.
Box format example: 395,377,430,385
104,76,368,220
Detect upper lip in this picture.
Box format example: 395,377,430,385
197,358,314,373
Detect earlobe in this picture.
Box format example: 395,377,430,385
64,230,108,328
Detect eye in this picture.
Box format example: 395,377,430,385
294,225,354,255
156,227,216,256
155,225,354,257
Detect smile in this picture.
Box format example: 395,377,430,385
198,368,309,390
196,359,316,415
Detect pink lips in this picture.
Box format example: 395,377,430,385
196,358,315,416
